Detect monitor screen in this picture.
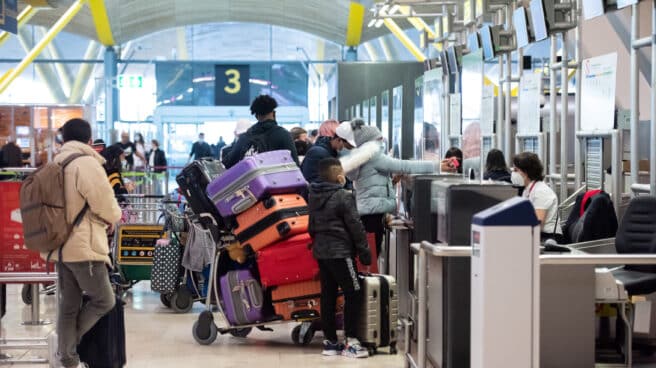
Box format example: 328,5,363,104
440,50,450,75
468,32,481,52
481,25,496,61
447,46,461,75
514,7,531,48
15,126,29,136
530,0,549,41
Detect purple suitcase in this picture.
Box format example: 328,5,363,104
206,150,306,217
220,270,265,325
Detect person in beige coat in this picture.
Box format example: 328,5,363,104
53,118,122,368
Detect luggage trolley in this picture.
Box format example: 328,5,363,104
190,214,319,346
111,194,168,293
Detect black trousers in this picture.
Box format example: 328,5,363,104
318,258,362,342
360,214,384,255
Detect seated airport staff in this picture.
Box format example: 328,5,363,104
512,152,564,243
441,146,463,174
337,119,438,255
483,149,511,183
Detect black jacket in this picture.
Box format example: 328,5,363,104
190,141,212,160
147,149,167,173
301,136,336,183
222,119,299,168
308,182,369,260
484,169,511,183
562,191,618,244
1,142,22,167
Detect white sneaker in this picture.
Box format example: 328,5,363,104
342,338,369,358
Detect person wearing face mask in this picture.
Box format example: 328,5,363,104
301,119,342,184
337,119,439,255
101,144,134,203
512,152,564,243
222,95,299,168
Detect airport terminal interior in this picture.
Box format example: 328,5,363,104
1,0,656,367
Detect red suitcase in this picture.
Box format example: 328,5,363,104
256,233,318,288
233,194,308,252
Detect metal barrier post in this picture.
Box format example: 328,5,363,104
22,283,50,326
416,245,427,368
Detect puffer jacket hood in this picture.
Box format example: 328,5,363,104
47,141,122,265
309,182,342,211
301,137,337,184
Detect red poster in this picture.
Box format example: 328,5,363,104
0,181,51,272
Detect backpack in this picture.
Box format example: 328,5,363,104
20,153,89,253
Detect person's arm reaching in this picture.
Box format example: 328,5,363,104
75,158,122,224
374,154,437,176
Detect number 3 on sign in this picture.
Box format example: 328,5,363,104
224,69,241,95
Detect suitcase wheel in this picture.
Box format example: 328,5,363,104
291,323,315,346
170,288,194,314
160,293,172,308
193,311,218,345
276,222,291,236
229,328,252,338
263,197,277,209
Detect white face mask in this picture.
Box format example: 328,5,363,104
511,171,525,187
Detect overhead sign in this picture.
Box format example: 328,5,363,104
518,73,543,134
581,53,618,132
0,0,18,34
118,75,143,89
215,64,250,106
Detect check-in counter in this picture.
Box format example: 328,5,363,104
407,241,656,368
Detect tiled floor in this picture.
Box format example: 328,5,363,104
0,283,403,367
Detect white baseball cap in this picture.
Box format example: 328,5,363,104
335,121,356,147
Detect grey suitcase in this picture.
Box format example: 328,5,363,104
357,274,399,354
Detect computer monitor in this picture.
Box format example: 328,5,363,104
514,7,533,48
582,0,605,19
530,0,549,41
447,46,462,75
15,126,29,136
481,25,496,61
440,50,450,75
468,32,482,52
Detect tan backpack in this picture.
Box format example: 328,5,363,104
20,153,89,254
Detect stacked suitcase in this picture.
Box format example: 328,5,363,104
180,150,398,352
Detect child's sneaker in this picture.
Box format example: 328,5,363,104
342,338,369,358
322,340,344,356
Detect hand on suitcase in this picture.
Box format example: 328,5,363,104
359,249,372,266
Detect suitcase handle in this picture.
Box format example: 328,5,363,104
239,280,263,310
230,188,258,214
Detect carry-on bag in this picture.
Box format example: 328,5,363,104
219,270,265,325
206,150,307,218
77,295,127,368
176,158,225,226
256,233,318,287
357,274,399,352
234,194,309,252
151,239,183,294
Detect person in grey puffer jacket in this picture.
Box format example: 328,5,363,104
337,119,438,254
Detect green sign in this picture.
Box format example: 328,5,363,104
118,75,143,89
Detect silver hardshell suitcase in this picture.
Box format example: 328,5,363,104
357,274,399,354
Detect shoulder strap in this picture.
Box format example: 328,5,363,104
60,152,88,168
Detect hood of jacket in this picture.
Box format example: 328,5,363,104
314,136,336,155
339,140,382,174
309,182,343,211
247,119,278,135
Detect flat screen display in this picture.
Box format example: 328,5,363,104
514,7,531,48
468,32,481,52
582,0,605,20
481,25,496,61
15,126,29,136
530,0,549,41
440,50,450,75
447,46,461,75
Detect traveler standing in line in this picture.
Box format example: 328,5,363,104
309,157,371,359
215,136,226,159
0,140,22,167
483,149,512,183
147,140,167,173
220,119,253,166
222,95,299,168
117,132,145,171
301,120,342,183
512,152,564,242
291,127,309,143
101,144,134,204
337,119,438,255
53,118,122,368
441,146,463,174
133,133,147,170
188,132,213,162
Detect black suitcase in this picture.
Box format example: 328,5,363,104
77,295,126,368
176,158,225,229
